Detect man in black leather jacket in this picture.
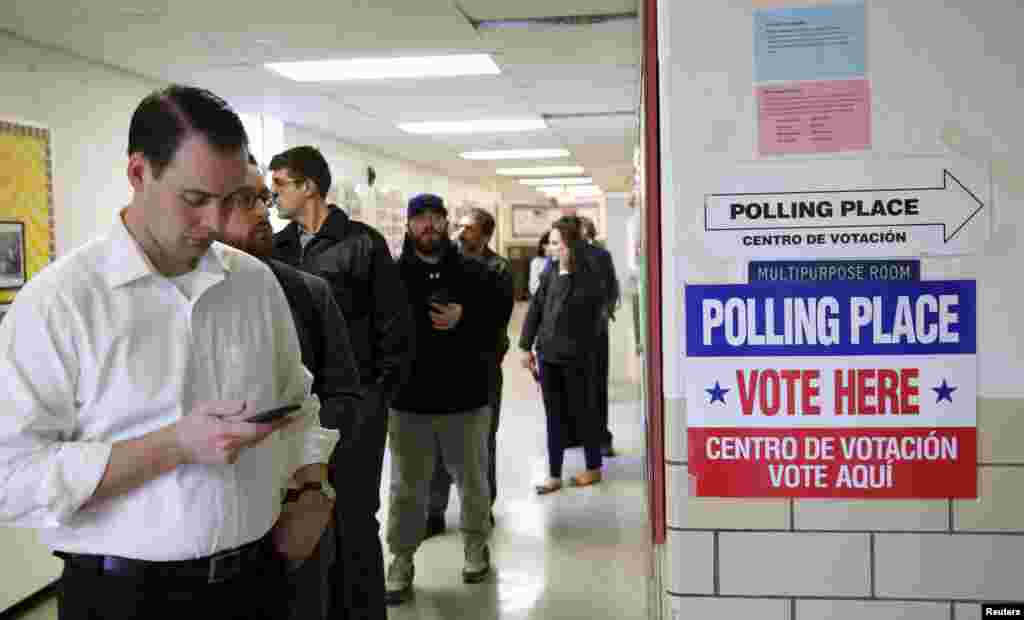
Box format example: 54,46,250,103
222,154,361,620
270,146,413,620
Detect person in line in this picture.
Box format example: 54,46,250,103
385,194,503,605
580,216,621,457
271,146,413,620
0,85,337,619
529,231,551,297
519,218,607,494
424,208,514,538
222,154,364,620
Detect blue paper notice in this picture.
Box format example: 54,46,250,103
754,1,866,83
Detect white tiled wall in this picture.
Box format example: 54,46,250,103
796,600,948,620
718,533,870,598
875,534,1024,600
657,0,1024,615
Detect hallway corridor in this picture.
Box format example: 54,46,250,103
14,303,652,620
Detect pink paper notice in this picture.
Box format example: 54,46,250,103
757,79,871,155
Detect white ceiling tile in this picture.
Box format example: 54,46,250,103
457,0,638,20
0,0,639,191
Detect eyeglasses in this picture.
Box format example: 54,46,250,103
227,190,273,211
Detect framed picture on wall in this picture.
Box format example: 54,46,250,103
511,205,561,238
0,222,26,290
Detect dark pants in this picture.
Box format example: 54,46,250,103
329,386,389,620
595,324,613,446
540,361,602,477
58,553,288,620
429,352,503,516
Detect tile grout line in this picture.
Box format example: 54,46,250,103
869,533,876,598
713,531,720,595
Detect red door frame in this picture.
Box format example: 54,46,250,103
642,0,666,545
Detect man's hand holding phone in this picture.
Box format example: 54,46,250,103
430,302,463,330
173,400,300,466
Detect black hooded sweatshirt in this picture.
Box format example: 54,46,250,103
391,237,503,414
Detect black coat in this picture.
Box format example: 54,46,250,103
391,238,504,415
272,206,413,405
518,243,605,365
265,258,362,432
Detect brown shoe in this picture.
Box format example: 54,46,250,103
570,469,602,487
534,478,563,495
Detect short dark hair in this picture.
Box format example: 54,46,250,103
127,85,248,179
580,216,597,240
551,218,583,273
537,231,550,258
268,146,331,199
468,208,495,239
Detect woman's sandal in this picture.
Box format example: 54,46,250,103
535,478,563,495
569,469,603,487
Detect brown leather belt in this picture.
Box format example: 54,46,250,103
54,533,276,584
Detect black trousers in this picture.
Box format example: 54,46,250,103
540,361,602,477
428,351,503,516
57,555,288,620
595,324,613,446
329,386,389,620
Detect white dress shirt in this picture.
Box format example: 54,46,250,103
0,211,337,560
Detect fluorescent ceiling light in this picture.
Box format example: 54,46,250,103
399,118,546,134
537,184,604,195
265,54,500,81
496,166,584,176
519,177,593,186
460,149,570,160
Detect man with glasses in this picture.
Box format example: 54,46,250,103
270,146,412,620
221,155,363,619
384,194,504,605
423,208,513,539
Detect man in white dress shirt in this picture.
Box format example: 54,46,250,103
0,85,337,619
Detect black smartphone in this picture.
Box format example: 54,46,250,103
427,288,451,308
244,403,301,424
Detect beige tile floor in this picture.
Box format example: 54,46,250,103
14,303,652,620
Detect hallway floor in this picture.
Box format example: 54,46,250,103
15,303,652,620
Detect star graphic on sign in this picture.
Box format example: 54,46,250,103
706,381,730,405
932,379,957,403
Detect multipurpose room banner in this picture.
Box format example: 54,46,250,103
684,280,976,498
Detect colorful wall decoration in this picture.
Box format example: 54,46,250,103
0,119,54,305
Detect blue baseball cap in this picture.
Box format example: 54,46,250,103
407,193,447,219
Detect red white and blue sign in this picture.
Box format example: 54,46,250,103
684,280,977,498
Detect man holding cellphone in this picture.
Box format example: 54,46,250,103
222,154,363,619
384,194,504,605
0,86,336,619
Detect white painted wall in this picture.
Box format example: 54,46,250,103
0,31,165,609
658,0,1024,616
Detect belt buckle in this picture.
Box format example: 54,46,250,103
207,547,245,584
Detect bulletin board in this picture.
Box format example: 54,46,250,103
0,119,55,305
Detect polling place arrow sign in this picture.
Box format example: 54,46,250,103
702,157,990,258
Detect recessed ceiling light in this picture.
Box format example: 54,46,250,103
265,54,500,82
460,149,570,160
399,118,546,135
496,166,584,176
519,177,593,186
537,185,604,196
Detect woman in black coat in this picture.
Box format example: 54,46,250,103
518,218,606,494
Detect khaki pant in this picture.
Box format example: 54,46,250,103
386,406,492,557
